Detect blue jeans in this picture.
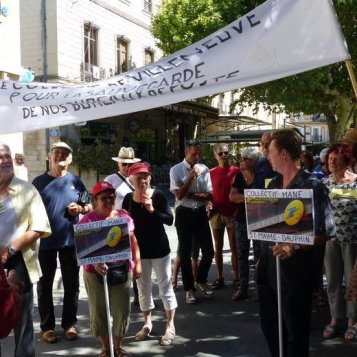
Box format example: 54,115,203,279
175,206,214,291
14,289,35,357
37,247,80,331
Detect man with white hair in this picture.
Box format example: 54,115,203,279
0,142,51,356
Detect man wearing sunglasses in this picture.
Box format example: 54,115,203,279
105,147,141,210
209,144,240,290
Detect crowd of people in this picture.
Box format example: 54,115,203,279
0,126,357,357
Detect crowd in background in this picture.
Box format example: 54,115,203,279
1,127,357,357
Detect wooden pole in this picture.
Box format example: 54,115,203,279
345,59,357,100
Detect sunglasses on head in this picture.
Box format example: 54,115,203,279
217,151,229,157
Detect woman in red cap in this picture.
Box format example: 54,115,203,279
122,162,177,346
79,181,141,357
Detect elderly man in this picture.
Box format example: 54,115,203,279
257,129,335,357
105,146,140,209
170,139,214,304
0,142,51,357
32,142,90,344
209,144,240,290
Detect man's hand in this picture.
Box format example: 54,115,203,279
67,202,82,216
271,243,295,260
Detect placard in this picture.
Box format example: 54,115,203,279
245,189,315,245
74,217,131,265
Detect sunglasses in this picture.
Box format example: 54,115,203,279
241,157,252,161
217,151,229,157
98,194,115,201
120,163,133,167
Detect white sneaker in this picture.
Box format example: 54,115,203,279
195,282,213,297
186,290,197,304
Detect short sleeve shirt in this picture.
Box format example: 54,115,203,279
322,175,357,243
104,172,134,209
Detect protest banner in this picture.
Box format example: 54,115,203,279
73,217,131,266
245,188,315,245
0,0,350,134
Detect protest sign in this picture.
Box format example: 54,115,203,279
73,217,131,265
0,0,350,134
245,189,315,245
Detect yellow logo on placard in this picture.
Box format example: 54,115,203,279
284,200,304,226
105,226,122,247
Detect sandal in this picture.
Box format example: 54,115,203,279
211,278,225,289
231,288,248,301
160,326,175,346
98,350,110,357
323,324,338,339
344,325,357,341
135,324,152,341
115,347,131,357
41,329,58,343
64,326,78,341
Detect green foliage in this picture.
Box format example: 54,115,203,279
71,142,121,177
152,0,357,142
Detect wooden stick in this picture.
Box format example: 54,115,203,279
345,59,357,100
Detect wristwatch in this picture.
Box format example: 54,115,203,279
7,244,17,256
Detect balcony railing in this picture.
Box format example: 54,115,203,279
80,62,106,82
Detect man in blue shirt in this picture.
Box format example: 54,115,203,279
33,142,90,344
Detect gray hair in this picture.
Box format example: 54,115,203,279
241,147,261,161
319,148,329,162
213,143,228,153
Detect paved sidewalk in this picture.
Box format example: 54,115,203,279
2,224,357,356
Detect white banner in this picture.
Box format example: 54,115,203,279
0,0,349,134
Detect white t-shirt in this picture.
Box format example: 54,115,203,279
105,172,134,209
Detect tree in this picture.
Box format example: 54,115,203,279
152,0,356,142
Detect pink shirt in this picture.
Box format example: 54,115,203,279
210,164,240,217
79,210,135,273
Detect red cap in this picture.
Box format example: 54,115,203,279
92,181,115,196
128,162,151,176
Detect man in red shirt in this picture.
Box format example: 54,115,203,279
209,144,240,289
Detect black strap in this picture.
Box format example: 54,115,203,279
116,172,134,192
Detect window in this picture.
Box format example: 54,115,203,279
144,49,154,66
143,0,152,13
116,37,129,74
84,23,98,66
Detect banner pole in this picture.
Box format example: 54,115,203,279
345,59,357,100
276,253,283,357
104,272,115,357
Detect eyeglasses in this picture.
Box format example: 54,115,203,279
120,163,132,167
98,194,115,201
217,151,229,157
241,157,252,161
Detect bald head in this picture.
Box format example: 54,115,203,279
260,131,272,156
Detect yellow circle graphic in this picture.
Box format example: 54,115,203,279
105,226,122,247
283,200,304,226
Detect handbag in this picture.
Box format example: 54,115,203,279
0,263,23,339
97,262,128,286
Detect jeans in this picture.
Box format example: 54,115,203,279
37,247,80,331
175,206,214,291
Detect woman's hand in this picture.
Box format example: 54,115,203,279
133,263,142,280
141,193,154,213
93,263,108,276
